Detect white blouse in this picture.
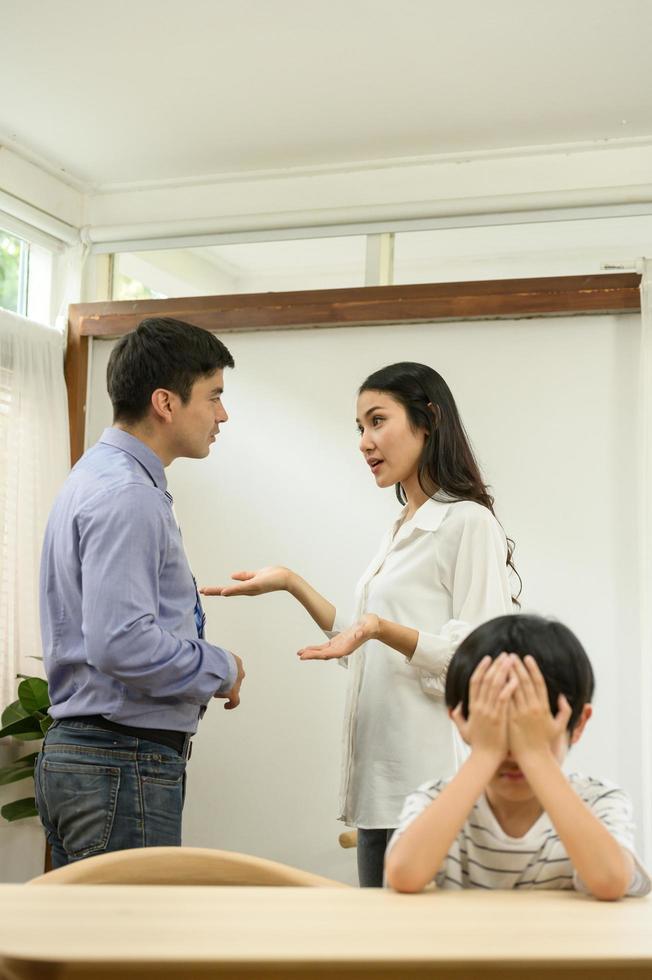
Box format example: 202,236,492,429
330,493,515,829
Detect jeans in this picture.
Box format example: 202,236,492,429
35,720,187,869
356,828,395,888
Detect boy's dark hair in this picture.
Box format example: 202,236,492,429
107,317,235,424
445,615,595,733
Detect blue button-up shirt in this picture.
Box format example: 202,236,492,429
39,427,237,733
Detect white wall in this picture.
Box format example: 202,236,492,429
86,310,644,882
0,742,46,881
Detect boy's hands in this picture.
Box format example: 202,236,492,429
507,654,572,763
454,653,572,767
451,653,517,764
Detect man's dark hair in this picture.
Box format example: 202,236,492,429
445,615,595,732
107,317,235,424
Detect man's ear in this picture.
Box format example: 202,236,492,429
151,388,176,424
569,703,592,746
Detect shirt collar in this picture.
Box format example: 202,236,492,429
395,492,456,534
99,427,168,492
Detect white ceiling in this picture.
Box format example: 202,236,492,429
3,0,652,189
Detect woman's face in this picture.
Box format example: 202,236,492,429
356,389,427,489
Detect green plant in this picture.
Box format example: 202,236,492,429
0,677,50,822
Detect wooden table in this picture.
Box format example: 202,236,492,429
0,885,650,979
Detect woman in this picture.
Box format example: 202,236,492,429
202,362,518,886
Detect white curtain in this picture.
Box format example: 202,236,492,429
639,264,652,865
0,309,69,706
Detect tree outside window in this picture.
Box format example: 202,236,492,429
0,233,26,313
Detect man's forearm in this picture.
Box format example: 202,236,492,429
87,620,235,704
519,750,634,900
386,750,499,893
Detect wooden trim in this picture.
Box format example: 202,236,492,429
70,273,641,338
65,305,89,467
66,272,642,464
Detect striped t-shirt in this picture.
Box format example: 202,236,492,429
388,772,650,896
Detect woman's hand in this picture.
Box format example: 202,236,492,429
201,566,291,597
297,613,380,661
507,654,572,764
450,653,517,763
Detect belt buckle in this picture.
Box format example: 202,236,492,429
181,734,193,761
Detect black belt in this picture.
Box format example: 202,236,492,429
55,715,192,758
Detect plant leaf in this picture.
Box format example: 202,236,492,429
1,700,29,728
0,716,44,740
39,716,53,736
0,765,35,786
0,750,38,775
18,677,50,714
1,797,38,822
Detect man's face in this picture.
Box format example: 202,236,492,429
169,368,228,460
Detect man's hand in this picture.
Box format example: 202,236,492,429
214,653,245,710
297,613,379,661
451,653,517,763
507,654,572,763
201,567,290,597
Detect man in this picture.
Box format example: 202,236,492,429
35,317,244,868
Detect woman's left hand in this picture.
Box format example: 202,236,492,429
297,613,380,661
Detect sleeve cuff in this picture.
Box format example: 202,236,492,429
409,619,471,674
322,607,349,639
322,609,351,669
212,646,238,694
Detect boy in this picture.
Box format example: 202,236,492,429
385,615,650,899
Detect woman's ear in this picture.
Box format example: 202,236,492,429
569,703,592,745
427,402,441,428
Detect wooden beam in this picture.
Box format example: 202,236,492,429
65,306,89,467
65,272,642,464
70,273,641,339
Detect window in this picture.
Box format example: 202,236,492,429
0,228,55,322
112,236,367,299
0,232,28,314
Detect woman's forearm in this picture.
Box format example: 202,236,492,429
286,571,336,631
374,617,419,658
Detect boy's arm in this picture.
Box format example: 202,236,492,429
385,750,501,892
509,655,634,901
515,752,634,900
385,654,516,893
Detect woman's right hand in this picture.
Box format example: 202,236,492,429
200,566,291,597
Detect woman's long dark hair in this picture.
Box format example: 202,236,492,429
359,361,521,603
